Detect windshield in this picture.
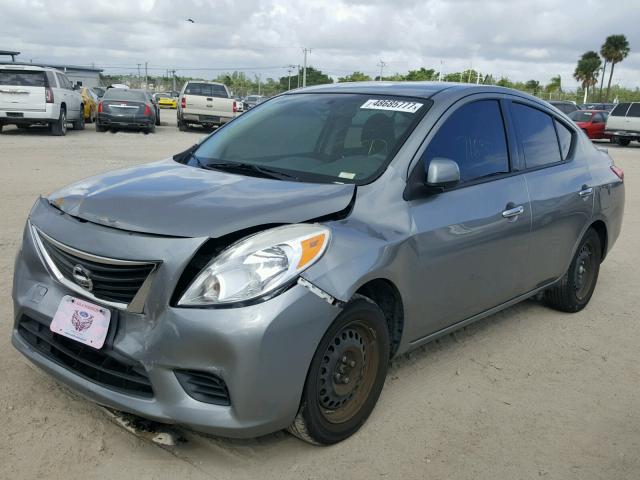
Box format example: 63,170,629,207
0,69,45,86
185,93,430,184
569,111,595,122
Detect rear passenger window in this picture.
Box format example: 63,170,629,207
422,100,509,183
610,103,630,116
627,103,640,117
512,103,562,168
555,120,573,160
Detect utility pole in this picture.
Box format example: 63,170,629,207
438,60,443,82
377,59,386,81
171,70,176,92
144,62,148,90
297,65,301,88
302,48,311,87
257,74,261,95
476,71,481,84
137,63,141,87
287,65,296,90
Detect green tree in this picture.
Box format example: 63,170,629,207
545,75,562,93
496,77,512,88
404,67,436,81
574,51,602,103
338,71,372,82
279,66,333,90
525,79,541,94
601,34,631,101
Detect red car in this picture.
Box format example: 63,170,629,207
568,110,611,140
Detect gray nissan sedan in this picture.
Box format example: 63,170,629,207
12,82,625,445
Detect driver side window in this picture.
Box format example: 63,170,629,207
422,100,510,183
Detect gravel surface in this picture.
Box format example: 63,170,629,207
1,113,638,480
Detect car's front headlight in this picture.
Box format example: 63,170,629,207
177,224,330,306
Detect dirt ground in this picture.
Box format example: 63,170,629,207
1,112,638,480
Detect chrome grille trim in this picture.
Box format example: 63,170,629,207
29,222,159,313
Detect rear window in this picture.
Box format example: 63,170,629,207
549,102,577,114
103,89,147,101
0,70,46,87
627,103,640,118
568,111,594,122
610,103,630,116
185,83,228,98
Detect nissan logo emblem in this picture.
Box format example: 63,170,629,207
72,264,93,292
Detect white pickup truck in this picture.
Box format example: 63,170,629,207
177,81,242,131
605,102,640,146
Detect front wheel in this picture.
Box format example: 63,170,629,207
288,295,390,445
544,228,601,312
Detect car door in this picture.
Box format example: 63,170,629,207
509,100,594,287
407,97,532,338
54,72,72,118
592,112,605,138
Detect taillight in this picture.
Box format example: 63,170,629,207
144,104,151,116
232,101,237,113
611,165,624,182
98,102,103,113
181,97,186,108
45,87,54,103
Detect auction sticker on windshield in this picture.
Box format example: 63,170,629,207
50,296,111,349
361,99,423,113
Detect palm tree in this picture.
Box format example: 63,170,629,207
574,51,602,103
601,35,630,102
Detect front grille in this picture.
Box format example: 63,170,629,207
175,370,230,406
18,316,153,398
36,229,156,306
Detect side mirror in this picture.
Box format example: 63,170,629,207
425,157,460,189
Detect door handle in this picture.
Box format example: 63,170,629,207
579,186,594,198
206,97,213,101
502,205,524,218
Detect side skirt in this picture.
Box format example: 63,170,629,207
407,280,557,350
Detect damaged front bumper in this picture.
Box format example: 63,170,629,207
11,199,342,438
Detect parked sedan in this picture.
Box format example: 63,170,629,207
96,88,157,133
12,83,624,445
548,100,579,114
568,110,611,140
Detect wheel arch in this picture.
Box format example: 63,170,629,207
590,219,608,262
354,278,404,358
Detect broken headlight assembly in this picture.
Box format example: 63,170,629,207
177,224,330,306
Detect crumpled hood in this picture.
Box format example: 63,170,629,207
48,160,355,238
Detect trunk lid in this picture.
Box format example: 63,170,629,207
0,68,47,112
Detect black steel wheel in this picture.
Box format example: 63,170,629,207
288,294,389,445
545,228,602,312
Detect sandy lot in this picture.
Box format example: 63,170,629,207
1,112,638,480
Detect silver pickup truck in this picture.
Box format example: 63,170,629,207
177,81,242,131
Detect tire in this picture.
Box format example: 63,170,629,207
155,110,161,126
178,119,188,131
288,294,390,445
544,228,601,313
72,107,85,130
617,138,631,146
50,107,67,136
147,123,155,134
87,108,95,124
95,122,107,133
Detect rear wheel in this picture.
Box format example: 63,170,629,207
72,108,85,130
95,122,107,132
178,119,188,131
50,107,67,136
155,109,161,126
617,138,631,146
288,295,389,445
544,228,601,312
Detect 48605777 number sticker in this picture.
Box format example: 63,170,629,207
360,99,423,113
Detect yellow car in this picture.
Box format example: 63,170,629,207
156,93,178,109
79,87,99,123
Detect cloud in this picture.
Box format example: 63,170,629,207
1,0,638,88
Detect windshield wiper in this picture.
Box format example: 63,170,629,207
202,161,298,181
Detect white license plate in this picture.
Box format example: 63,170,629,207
50,296,111,349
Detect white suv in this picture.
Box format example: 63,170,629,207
605,102,640,146
0,64,84,136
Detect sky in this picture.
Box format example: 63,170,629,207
1,0,639,90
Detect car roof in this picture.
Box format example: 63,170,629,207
286,81,550,106
0,63,62,74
